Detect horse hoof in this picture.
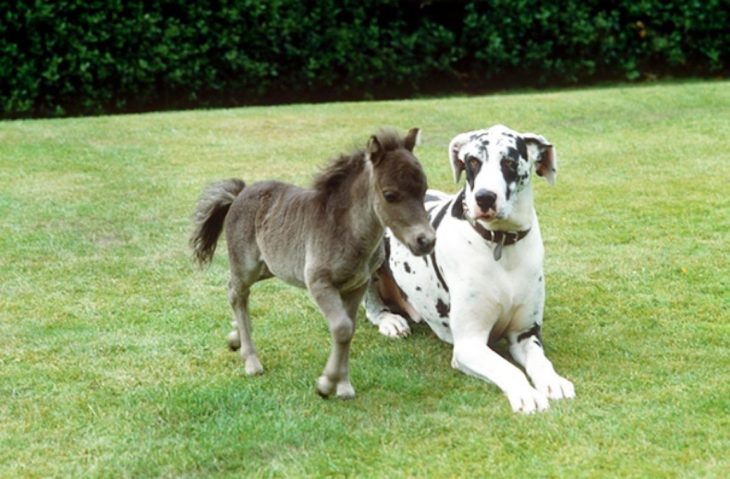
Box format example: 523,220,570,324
336,381,355,399
227,330,241,351
316,376,336,398
244,356,264,376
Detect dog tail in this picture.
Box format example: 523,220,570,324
190,178,246,267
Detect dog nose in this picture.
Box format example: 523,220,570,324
475,189,497,210
416,233,436,254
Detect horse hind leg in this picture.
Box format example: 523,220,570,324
228,277,264,376
224,195,267,376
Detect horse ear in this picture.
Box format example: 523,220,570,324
522,133,557,185
367,135,383,164
404,127,421,152
448,132,473,183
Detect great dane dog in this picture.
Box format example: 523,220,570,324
364,125,575,413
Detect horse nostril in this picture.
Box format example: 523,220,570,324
475,189,497,210
417,233,436,251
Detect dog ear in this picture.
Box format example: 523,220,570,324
404,127,421,152
448,132,473,183
367,134,384,165
523,133,557,185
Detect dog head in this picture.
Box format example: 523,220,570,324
449,124,557,222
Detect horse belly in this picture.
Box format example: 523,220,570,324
388,237,453,343
256,231,307,288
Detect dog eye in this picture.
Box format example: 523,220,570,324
468,158,480,170
383,191,399,203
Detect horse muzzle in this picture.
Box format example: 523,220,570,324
406,229,436,256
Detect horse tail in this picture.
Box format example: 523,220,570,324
190,178,246,267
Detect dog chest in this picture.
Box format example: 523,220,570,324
388,236,454,342
387,216,544,343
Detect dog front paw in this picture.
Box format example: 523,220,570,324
505,383,550,414
377,312,411,338
534,374,575,400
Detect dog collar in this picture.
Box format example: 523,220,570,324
470,221,530,261
461,199,530,261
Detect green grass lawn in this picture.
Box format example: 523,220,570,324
1,81,728,478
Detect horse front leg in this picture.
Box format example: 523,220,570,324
335,284,368,397
306,273,363,399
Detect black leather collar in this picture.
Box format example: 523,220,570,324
468,220,530,261
459,194,531,260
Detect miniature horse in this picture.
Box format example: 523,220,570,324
190,128,435,398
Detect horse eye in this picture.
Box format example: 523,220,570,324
383,191,399,203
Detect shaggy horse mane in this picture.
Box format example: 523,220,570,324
312,129,407,194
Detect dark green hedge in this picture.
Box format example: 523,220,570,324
1,0,727,118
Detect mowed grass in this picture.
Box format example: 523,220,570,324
1,81,728,477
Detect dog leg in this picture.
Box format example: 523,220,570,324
379,264,423,323
452,338,550,414
307,273,359,399
450,298,549,413
364,281,411,338
363,266,414,337
508,327,575,400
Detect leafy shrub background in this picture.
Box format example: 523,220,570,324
1,0,727,118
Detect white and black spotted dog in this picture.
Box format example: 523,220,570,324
364,124,575,414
